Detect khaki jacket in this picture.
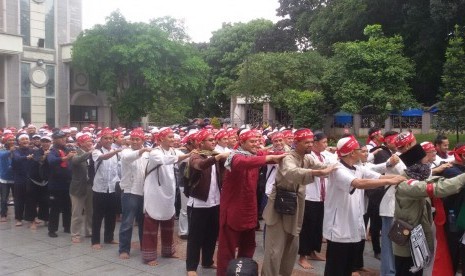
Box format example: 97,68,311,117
394,173,465,257
263,151,325,236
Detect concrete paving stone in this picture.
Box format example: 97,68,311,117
0,256,42,274
21,246,88,265
0,251,19,262
47,255,110,274
2,241,56,256
9,266,71,276
74,263,142,276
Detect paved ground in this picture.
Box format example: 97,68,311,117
0,210,381,275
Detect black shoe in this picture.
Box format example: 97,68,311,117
374,253,381,260
48,232,58,238
179,234,188,240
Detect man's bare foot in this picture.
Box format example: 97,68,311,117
0,217,6,222
147,260,158,266
298,256,314,269
15,220,22,226
91,244,102,250
165,253,180,259
202,264,217,269
119,252,130,259
107,240,119,244
351,272,361,276
309,252,326,261
72,237,81,243
187,271,198,276
30,222,37,230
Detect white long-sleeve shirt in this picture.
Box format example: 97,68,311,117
144,147,183,220
119,148,148,196
92,147,120,193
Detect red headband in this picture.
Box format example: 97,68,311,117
158,127,173,139
384,134,398,145
196,129,212,144
395,132,415,148
450,145,465,163
370,130,381,138
99,127,113,138
2,133,15,144
77,134,92,144
272,132,284,141
239,130,256,143
337,137,360,157
294,129,314,141
421,142,435,152
215,129,228,140
130,129,145,140
282,130,294,139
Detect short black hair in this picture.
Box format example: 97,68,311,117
433,134,448,146
368,127,381,137
384,130,399,138
313,131,327,141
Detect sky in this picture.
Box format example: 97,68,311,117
82,0,282,43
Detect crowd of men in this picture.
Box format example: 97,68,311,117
1,122,465,276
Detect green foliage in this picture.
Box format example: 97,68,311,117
231,51,327,103
148,96,190,126
324,25,416,126
277,0,465,105
437,25,465,142
203,19,275,116
276,90,326,129
210,117,221,129
72,11,209,126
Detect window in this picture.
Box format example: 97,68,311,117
46,65,55,127
20,0,30,46
44,0,55,49
21,63,31,124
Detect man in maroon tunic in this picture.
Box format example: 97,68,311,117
216,129,286,276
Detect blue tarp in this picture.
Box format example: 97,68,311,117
401,109,423,117
334,111,353,124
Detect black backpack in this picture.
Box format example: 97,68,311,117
182,160,201,198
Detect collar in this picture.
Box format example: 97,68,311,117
340,159,356,171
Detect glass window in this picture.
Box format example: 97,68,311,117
21,63,31,124
46,65,55,97
44,0,55,49
46,98,55,127
20,0,30,46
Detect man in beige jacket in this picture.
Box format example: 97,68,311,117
261,128,335,276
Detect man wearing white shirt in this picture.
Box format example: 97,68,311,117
91,128,122,250
214,129,230,153
298,131,332,269
186,129,229,276
141,127,191,266
118,128,151,259
323,136,406,276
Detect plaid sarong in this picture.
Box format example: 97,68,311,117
141,214,175,263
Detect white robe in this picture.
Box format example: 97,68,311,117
143,147,183,220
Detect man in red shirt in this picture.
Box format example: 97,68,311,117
216,129,286,276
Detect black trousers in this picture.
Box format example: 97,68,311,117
25,181,49,222
92,191,116,245
186,205,219,271
48,189,71,233
395,255,422,276
325,240,364,276
299,200,324,255
13,183,27,221
364,211,382,254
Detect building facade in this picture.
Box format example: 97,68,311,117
0,0,110,129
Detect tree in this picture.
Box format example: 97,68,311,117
277,0,465,105
437,25,465,142
72,11,209,126
324,25,416,126
203,19,275,117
